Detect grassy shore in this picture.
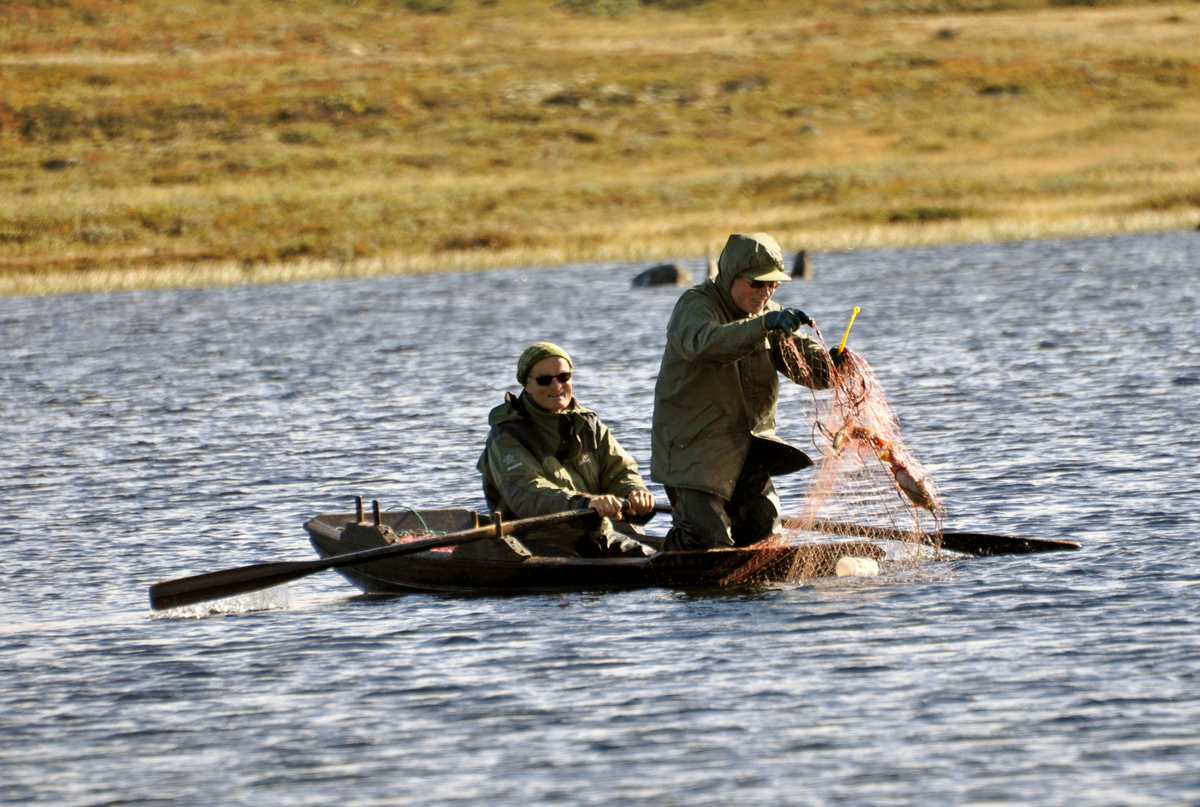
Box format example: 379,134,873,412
2,0,1198,296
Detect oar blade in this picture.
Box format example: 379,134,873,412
148,506,601,611
938,531,1081,556
149,560,324,611
794,518,1080,557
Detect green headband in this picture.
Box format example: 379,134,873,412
517,342,573,385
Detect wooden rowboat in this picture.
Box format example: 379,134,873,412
304,507,884,595
148,501,1077,610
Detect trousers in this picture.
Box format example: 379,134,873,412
662,451,782,551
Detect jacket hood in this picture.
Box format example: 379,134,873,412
489,391,587,426
702,232,787,321
715,233,787,295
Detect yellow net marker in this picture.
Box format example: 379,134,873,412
837,306,861,354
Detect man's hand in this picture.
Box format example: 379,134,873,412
625,489,655,517
763,308,813,334
588,494,624,519
829,347,852,368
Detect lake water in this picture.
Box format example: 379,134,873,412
2,231,1198,806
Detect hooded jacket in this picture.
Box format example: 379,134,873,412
650,234,831,500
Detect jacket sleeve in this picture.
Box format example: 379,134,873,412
770,332,833,390
595,422,648,498
668,294,770,366
483,431,591,518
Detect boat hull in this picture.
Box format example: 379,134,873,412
305,508,884,595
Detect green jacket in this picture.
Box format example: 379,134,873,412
650,251,832,500
478,391,648,544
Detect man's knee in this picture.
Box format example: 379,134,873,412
728,464,782,546
729,495,781,546
663,486,734,551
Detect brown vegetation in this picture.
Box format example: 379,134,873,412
2,0,1199,295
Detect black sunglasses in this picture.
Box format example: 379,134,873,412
533,372,572,387
747,279,780,290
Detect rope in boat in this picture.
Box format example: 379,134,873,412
334,504,446,536
388,505,445,536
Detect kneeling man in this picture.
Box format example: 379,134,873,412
651,233,835,551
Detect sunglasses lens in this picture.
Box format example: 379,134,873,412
534,373,571,386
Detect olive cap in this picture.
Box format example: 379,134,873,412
517,342,573,385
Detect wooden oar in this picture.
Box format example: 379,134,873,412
806,519,1080,555
649,504,1079,556
149,507,599,611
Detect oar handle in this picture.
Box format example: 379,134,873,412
149,506,600,611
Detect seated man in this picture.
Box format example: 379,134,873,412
472,342,656,558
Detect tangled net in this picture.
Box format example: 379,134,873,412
721,327,947,585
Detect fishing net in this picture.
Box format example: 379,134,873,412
720,323,947,585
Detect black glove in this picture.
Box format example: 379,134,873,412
763,308,813,334
829,347,848,367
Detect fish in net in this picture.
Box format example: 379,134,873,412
718,324,947,586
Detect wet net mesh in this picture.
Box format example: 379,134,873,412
718,327,947,585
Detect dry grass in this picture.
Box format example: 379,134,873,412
2,0,1199,296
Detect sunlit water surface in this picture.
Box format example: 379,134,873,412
2,232,1198,806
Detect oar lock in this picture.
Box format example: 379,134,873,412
342,495,402,546
486,510,533,558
